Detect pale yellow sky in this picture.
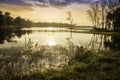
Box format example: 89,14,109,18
0,3,91,26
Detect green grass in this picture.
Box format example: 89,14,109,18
1,48,120,80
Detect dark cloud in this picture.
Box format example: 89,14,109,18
0,0,34,7
0,0,33,11
0,0,98,5
0,0,100,9
0,0,24,5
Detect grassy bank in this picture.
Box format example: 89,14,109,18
1,47,120,80
78,29,120,35
24,50,120,80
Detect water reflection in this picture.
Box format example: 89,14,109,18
47,39,56,46
87,34,104,51
1,27,120,51
0,29,32,44
104,35,120,51
47,27,53,31
1,27,120,77
0,29,14,44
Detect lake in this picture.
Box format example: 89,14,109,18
0,27,120,75
0,27,120,51
0,27,90,48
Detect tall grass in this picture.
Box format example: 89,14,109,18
0,40,120,80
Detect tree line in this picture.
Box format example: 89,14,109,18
0,11,74,30
87,0,120,30
33,22,72,27
0,11,33,30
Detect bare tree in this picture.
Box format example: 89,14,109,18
106,0,120,29
67,11,73,25
87,2,100,28
87,0,120,30
87,10,94,26
107,0,119,12
100,0,107,29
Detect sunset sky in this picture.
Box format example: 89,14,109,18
0,0,99,26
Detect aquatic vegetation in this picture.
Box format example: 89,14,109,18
1,42,120,80
0,39,77,79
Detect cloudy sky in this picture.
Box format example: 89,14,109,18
0,0,99,26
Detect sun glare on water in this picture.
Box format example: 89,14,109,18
47,39,56,46
48,27,53,30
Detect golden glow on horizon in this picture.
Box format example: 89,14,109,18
0,3,91,26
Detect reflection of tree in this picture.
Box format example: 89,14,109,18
104,35,120,51
67,11,74,39
0,29,32,44
88,34,104,51
0,29,13,44
86,34,120,51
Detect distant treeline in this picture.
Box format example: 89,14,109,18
0,11,75,30
32,22,73,27
0,11,33,30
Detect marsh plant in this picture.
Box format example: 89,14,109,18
1,39,120,80
0,38,77,79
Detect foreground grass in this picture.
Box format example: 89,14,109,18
1,47,120,80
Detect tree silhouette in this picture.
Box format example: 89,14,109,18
87,10,94,27
14,16,25,28
25,19,33,27
113,7,120,30
87,2,100,28
100,0,107,29
4,12,13,26
106,12,113,29
67,11,73,25
106,7,120,30
107,0,119,29
0,11,5,27
104,35,120,51
107,0,119,12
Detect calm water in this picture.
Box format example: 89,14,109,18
1,27,119,51
0,27,120,75
0,27,99,50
